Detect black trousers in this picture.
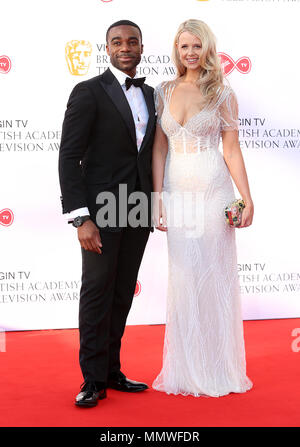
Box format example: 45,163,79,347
78,225,150,384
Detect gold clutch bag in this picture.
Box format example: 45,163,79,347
225,199,245,227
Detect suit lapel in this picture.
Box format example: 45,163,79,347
99,68,136,146
138,84,156,156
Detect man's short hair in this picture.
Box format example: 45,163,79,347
106,20,142,43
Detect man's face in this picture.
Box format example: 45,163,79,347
106,25,143,77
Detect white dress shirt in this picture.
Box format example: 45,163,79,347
66,64,149,221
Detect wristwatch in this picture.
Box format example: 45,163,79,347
70,215,90,228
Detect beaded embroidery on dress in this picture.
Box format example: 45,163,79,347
152,80,253,397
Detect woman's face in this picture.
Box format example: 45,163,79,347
176,31,203,72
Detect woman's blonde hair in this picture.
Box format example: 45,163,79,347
172,19,223,105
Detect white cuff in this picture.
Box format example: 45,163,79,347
66,207,90,222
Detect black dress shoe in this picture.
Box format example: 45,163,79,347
75,382,106,407
107,374,149,393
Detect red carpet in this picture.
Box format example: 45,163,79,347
0,319,300,427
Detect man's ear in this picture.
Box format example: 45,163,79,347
106,44,110,56
141,43,144,54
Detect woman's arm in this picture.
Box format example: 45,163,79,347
152,124,169,231
222,130,254,228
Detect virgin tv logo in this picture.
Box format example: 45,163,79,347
0,56,11,74
218,52,251,77
134,280,141,297
0,209,14,226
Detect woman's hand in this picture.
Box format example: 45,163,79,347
239,201,254,228
153,194,168,232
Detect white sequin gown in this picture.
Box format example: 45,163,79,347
152,80,253,397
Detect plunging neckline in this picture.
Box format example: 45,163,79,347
167,81,208,128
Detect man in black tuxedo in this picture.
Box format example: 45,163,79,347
58,20,156,407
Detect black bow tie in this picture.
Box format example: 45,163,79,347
125,76,146,90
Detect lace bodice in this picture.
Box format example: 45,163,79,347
154,80,239,154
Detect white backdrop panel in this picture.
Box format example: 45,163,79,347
0,0,299,330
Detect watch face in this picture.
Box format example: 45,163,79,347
73,217,82,227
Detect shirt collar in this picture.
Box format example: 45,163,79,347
109,63,138,87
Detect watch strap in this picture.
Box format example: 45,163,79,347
69,215,90,226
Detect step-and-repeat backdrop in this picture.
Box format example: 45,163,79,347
1,0,299,330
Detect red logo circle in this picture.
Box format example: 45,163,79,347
134,280,141,297
218,52,251,77
0,56,12,74
0,209,14,226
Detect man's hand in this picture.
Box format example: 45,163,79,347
77,220,102,254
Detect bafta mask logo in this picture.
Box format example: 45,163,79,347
65,40,92,76
0,56,11,74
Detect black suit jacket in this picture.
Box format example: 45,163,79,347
58,68,156,231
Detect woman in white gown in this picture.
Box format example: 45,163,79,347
152,19,254,397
